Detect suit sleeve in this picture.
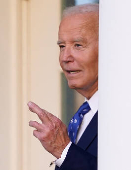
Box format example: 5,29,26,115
55,143,97,170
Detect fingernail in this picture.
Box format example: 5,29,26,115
28,101,32,107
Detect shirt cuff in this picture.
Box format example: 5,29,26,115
55,141,72,167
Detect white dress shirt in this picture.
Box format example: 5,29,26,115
56,91,98,167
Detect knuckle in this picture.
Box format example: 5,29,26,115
33,105,39,111
43,109,48,114
55,118,62,127
39,110,44,116
39,132,49,141
47,123,54,131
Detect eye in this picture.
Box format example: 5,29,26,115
59,45,65,50
75,44,82,48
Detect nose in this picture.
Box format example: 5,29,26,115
60,46,74,63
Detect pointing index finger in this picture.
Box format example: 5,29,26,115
27,101,50,123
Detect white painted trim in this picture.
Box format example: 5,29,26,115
99,1,131,170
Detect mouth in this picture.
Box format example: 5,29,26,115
66,70,81,74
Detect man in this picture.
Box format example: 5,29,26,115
28,4,98,170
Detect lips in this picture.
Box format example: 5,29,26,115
67,70,80,74
65,69,81,75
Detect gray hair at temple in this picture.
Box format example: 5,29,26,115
62,4,99,18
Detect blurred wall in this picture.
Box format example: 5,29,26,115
0,0,61,170
0,1,12,170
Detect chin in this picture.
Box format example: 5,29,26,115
68,81,81,89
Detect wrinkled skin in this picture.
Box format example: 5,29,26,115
28,101,70,158
58,13,98,99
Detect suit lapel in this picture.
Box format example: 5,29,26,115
77,111,98,150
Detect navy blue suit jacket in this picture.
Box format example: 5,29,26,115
55,112,98,170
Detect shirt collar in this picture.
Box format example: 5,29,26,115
85,91,98,114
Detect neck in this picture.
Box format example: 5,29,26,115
76,82,98,100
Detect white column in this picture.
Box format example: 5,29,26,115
99,1,131,170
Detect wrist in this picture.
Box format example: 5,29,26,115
55,141,72,167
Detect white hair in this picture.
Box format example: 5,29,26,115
62,4,99,18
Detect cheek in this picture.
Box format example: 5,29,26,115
84,49,98,70
82,56,98,78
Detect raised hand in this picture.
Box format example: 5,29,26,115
28,101,70,158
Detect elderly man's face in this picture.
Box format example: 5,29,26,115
58,14,98,97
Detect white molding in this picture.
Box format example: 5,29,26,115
10,0,22,170
9,0,31,170
21,1,31,169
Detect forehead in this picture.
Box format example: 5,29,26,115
58,13,98,41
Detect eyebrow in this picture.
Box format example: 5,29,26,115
57,38,87,45
74,38,87,43
57,40,64,45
